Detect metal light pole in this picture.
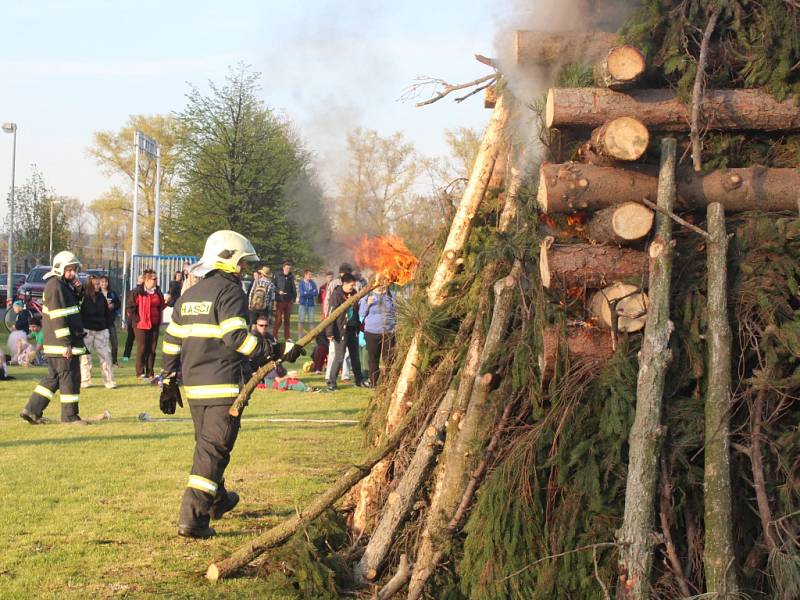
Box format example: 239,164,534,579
49,198,55,264
152,143,161,255
131,131,140,261
2,122,17,306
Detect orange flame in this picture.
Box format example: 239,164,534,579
353,235,419,286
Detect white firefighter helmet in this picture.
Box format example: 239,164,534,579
45,250,81,279
199,230,259,273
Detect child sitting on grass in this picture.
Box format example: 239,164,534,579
258,364,314,392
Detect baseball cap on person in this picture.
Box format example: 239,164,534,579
13,300,24,308
258,266,272,277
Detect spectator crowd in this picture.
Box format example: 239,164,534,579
5,257,398,393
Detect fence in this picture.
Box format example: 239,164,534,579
122,254,197,325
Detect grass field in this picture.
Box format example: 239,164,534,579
0,329,370,599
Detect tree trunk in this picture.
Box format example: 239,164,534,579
616,138,677,600
587,283,649,333
539,325,615,381
585,117,650,162
546,87,800,131
584,202,654,244
597,45,646,90
204,396,425,583
538,162,800,214
353,389,456,585
703,202,739,595
515,31,616,65
539,236,648,290
406,262,522,599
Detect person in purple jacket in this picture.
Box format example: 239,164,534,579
358,284,396,387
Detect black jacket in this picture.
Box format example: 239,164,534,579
162,270,277,405
273,271,296,303
325,286,360,342
80,292,110,331
41,276,87,357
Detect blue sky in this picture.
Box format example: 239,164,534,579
0,0,515,219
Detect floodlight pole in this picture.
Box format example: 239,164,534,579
3,123,17,306
132,131,140,272
152,144,161,255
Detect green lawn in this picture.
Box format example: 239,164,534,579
0,330,370,599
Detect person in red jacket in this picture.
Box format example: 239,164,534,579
131,269,166,380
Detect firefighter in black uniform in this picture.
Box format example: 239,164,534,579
160,230,303,538
20,250,88,425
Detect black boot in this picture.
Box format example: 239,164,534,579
211,491,240,519
20,408,45,425
178,524,216,539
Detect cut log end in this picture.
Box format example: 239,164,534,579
588,283,649,333
612,202,654,240
206,564,220,583
605,45,646,85
545,89,555,129
596,117,650,161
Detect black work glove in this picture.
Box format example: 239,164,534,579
159,373,183,415
281,341,306,364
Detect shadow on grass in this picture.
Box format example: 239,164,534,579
0,431,192,448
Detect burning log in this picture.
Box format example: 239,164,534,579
539,236,648,290
583,117,650,163
545,87,800,131
584,202,654,244
597,45,646,90
537,162,800,214
538,325,615,380
515,31,616,65
617,138,677,599
587,283,649,333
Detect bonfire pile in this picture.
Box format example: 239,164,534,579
204,11,800,599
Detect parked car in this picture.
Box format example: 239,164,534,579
18,265,51,300
0,272,27,304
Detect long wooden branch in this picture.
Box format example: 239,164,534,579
703,202,739,594
616,138,677,599
411,74,498,107
205,396,424,582
690,6,722,171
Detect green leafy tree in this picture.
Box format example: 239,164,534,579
172,64,325,268
4,167,71,268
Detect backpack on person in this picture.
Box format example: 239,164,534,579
250,283,267,311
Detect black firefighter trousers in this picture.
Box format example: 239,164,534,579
179,402,242,529
23,355,82,422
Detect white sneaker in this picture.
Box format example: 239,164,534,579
81,382,93,388
105,383,118,389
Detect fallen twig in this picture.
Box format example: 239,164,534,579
639,196,712,240
690,5,722,171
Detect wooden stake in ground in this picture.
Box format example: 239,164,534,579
584,202,654,245
537,162,800,214
703,202,739,595
616,138,677,599
205,397,425,583
545,87,800,131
